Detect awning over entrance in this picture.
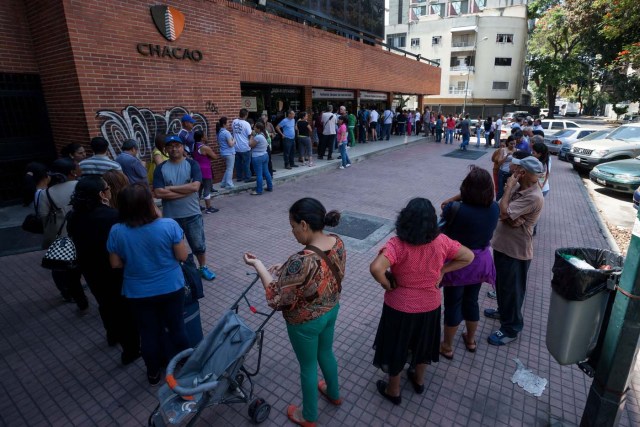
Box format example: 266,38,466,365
450,26,477,33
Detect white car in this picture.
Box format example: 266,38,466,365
543,128,600,155
567,123,640,171
539,108,549,119
500,119,580,141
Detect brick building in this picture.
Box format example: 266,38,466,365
1,0,440,203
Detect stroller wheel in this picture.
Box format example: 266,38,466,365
248,398,271,424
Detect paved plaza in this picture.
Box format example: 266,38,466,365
1,136,639,426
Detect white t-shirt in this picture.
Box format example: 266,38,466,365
369,110,379,123
383,110,393,124
321,112,337,135
415,112,421,121
232,118,252,152
496,118,503,131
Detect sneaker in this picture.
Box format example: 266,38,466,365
487,330,517,346
205,207,219,214
483,308,500,320
339,166,345,169
346,164,351,167
199,265,216,281
487,290,497,299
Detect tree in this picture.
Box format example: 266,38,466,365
528,6,583,119
594,0,640,70
612,105,628,121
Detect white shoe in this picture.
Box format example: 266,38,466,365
339,166,345,169
346,164,351,167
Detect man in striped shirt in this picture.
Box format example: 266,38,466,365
79,137,121,176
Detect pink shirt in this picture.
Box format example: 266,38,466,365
381,235,461,313
337,124,347,143
193,143,212,179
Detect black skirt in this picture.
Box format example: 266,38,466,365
372,303,441,376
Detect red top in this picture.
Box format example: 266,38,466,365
381,235,461,313
446,118,456,130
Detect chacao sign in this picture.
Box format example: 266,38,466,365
137,5,203,62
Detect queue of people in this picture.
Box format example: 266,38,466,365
21,106,550,426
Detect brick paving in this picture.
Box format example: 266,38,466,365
1,136,639,426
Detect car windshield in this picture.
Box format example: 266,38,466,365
579,130,609,141
606,126,640,142
553,129,574,138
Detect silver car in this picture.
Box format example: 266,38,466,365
543,128,600,156
558,129,610,161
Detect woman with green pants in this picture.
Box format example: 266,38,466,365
244,197,346,427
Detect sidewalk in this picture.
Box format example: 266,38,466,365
0,135,638,426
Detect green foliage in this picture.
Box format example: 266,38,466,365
612,105,628,120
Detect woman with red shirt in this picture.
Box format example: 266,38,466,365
370,198,473,405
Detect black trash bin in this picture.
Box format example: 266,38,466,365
546,248,624,365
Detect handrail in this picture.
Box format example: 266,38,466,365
237,0,440,67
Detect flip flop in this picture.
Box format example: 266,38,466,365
462,333,477,353
439,345,454,360
287,405,316,427
318,380,342,406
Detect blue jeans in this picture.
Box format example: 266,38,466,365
287,305,340,422
358,125,367,143
235,151,251,182
339,143,350,167
283,137,295,167
129,288,189,374
383,123,391,140
173,214,206,255
446,129,454,144
494,250,531,337
397,123,406,135
476,132,482,146
443,284,482,326
461,133,470,149
251,154,272,194
485,133,492,147
222,155,235,187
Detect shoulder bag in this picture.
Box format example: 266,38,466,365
305,244,342,293
22,190,44,234
42,212,77,270
438,201,461,236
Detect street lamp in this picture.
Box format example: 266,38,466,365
462,36,488,115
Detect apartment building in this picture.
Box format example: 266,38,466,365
386,0,529,113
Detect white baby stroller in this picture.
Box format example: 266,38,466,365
149,275,276,426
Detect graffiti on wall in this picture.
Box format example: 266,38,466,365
96,105,208,160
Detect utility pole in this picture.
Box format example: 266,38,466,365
580,210,640,426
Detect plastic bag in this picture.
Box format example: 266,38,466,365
551,248,624,301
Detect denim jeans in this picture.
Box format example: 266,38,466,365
283,137,295,167
485,133,492,147
476,132,482,146
397,123,406,135
235,151,251,181
443,284,482,326
435,129,442,142
383,123,391,140
287,305,340,422
495,130,501,147
494,250,531,337
339,142,350,167
222,154,235,187
446,129,455,144
251,154,272,194
461,133,470,149
128,288,189,375
358,125,367,143
298,136,312,159
173,214,206,255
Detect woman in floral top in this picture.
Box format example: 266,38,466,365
244,198,346,427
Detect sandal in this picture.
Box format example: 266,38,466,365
318,380,342,406
439,344,454,360
287,405,316,427
407,370,424,394
462,333,477,353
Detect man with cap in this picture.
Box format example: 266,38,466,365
115,139,148,185
178,114,198,155
484,156,544,346
153,135,216,281
79,137,122,176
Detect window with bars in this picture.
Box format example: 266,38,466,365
492,81,509,90
496,34,514,43
387,33,407,48
432,36,442,45
411,38,420,47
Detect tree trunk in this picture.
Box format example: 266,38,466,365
546,85,557,119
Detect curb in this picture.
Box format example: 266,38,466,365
577,176,621,253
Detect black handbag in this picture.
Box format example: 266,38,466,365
41,213,77,270
438,201,461,236
22,190,44,234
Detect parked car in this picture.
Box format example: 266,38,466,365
567,123,640,171
539,108,549,120
558,129,610,161
590,156,640,193
544,128,600,155
503,111,530,124
634,185,640,210
500,119,580,141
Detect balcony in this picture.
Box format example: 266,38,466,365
449,65,474,74
448,88,473,97
450,41,475,52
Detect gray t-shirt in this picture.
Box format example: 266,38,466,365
153,158,202,219
251,134,268,157
460,119,470,136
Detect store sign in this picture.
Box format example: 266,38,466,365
312,88,355,100
360,91,388,101
271,87,301,95
242,97,258,112
137,5,203,62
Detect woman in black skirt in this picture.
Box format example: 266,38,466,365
369,198,473,405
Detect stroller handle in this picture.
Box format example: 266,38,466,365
165,348,223,398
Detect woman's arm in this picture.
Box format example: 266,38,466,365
440,194,461,210
440,246,474,276
370,253,394,291
153,153,165,165
173,238,188,262
109,252,124,269
199,144,218,160
249,134,257,149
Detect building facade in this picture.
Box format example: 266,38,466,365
0,0,440,203
386,0,529,114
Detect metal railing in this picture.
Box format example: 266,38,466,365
450,65,475,72
448,88,473,96
237,0,440,67
451,41,473,48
